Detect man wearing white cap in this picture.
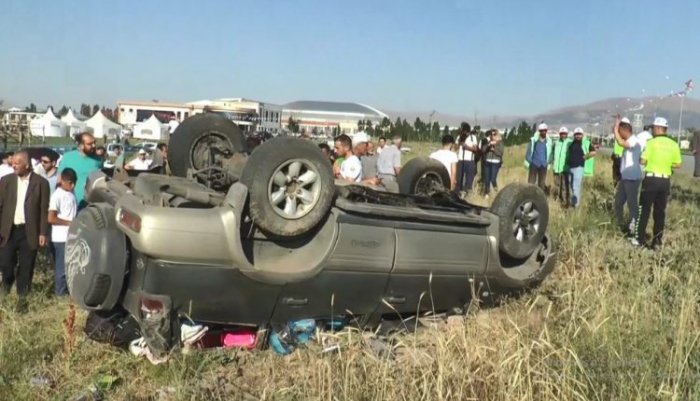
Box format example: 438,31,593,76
552,127,572,205
524,123,553,191
566,127,596,208
633,117,682,249
125,148,153,171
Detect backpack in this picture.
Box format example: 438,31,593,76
84,306,141,349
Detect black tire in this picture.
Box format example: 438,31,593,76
397,157,451,195
167,113,247,178
490,183,549,260
240,136,334,237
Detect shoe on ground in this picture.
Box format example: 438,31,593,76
16,298,29,315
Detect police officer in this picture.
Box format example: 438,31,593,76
632,117,682,249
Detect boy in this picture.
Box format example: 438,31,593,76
48,168,78,296
430,134,459,190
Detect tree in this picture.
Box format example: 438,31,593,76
332,126,340,137
92,104,100,116
357,119,366,132
443,125,450,136
24,103,37,113
58,105,69,116
80,104,91,117
365,120,374,136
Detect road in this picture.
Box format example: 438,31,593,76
597,146,697,175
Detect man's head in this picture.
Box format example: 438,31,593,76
12,150,31,177
114,146,122,156
2,151,14,166
77,132,96,155
652,117,669,135
378,137,386,148
138,148,148,160
441,134,455,149
334,134,353,158
558,127,569,140
157,142,168,157
618,121,633,139
40,152,57,173
367,141,375,154
352,132,369,156
392,135,402,148
538,123,548,138
59,167,77,191
318,143,332,159
96,146,106,158
573,127,584,141
643,124,653,132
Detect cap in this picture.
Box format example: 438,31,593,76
653,117,669,128
538,123,548,131
559,126,569,134
352,131,369,146
620,117,631,124
574,127,584,134
138,148,147,155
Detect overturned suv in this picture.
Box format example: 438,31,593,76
67,113,556,356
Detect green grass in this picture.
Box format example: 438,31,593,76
1,145,700,400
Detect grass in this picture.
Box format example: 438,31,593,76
2,144,700,400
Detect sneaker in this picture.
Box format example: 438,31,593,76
15,298,29,315
629,238,641,247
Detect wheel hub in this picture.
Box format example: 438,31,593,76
268,159,322,220
512,201,540,242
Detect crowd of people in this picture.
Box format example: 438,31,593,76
0,132,169,313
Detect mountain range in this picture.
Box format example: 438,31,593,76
383,95,700,134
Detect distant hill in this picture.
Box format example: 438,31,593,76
382,95,700,134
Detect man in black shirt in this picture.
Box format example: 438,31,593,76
567,127,596,208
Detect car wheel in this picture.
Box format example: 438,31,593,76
168,113,247,178
490,183,549,260
397,157,451,195
240,137,334,237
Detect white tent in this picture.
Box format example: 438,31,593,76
86,110,122,139
133,114,168,141
61,109,88,137
30,108,68,138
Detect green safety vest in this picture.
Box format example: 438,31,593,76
613,142,624,157
567,138,595,177
552,138,572,173
524,135,553,169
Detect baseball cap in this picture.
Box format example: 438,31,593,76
574,127,584,134
138,148,147,155
352,131,369,146
653,117,669,128
559,126,569,134
538,123,548,131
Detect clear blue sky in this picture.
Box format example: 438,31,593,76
0,0,698,116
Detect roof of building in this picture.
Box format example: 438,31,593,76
283,100,388,118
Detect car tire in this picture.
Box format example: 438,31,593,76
490,183,549,260
168,113,247,178
240,136,334,237
397,157,451,195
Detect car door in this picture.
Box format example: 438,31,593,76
270,217,394,323
376,222,490,317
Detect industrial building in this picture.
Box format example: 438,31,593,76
117,98,283,133
281,100,389,135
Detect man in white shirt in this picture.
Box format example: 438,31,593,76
430,134,459,190
168,116,180,135
376,136,386,154
613,117,643,236
455,123,478,193
0,152,14,179
125,149,153,171
334,134,362,182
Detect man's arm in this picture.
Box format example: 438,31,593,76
585,144,596,159
450,162,457,189
525,142,532,164
48,210,72,226
672,144,682,169
39,178,50,242
392,149,402,175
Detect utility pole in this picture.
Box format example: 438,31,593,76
428,110,435,142
678,93,685,141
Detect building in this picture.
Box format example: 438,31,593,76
282,100,389,135
116,98,283,133
2,108,43,129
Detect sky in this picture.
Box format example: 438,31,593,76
0,0,698,117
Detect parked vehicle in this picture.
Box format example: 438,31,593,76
66,113,556,357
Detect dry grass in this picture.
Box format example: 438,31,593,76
2,145,700,400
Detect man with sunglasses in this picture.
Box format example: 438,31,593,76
57,132,103,210
36,154,59,195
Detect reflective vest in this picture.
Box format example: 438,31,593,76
553,138,572,173
613,142,624,157
567,138,595,177
524,135,553,169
